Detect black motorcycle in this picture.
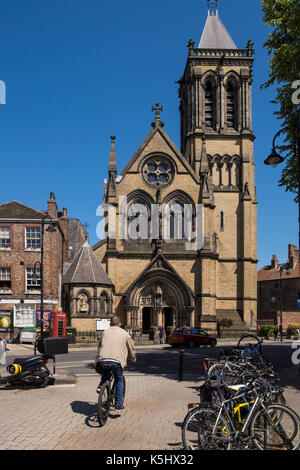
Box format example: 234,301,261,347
0,338,55,389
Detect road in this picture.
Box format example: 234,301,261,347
46,341,296,379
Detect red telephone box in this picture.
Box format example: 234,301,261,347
50,311,67,338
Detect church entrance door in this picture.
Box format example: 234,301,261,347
142,307,151,332
163,307,173,330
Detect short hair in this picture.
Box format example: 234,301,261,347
110,316,121,326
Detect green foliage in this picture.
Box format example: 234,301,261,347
261,0,300,200
217,318,233,329
258,325,275,338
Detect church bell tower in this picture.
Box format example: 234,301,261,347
177,0,257,329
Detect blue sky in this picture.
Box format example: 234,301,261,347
0,0,297,269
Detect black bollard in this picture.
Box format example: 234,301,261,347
178,350,184,381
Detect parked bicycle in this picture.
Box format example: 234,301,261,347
182,334,297,450
96,362,126,427
182,378,300,450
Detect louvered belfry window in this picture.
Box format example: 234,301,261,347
205,81,214,128
226,82,236,128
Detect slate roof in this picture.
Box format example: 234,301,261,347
0,201,46,219
199,12,237,49
63,241,113,286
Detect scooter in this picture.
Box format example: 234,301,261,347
0,338,55,389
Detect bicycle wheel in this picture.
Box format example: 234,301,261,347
182,405,232,450
237,335,262,355
97,381,112,427
251,404,300,450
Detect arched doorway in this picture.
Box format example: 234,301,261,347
124,260,194,330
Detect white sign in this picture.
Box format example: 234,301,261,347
14,305,36,328
96,319,111,331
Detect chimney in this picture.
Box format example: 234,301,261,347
63,208,67,217
288,244,297,268
271,255,278,269
47,192,58,219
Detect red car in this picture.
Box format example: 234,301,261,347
168,329,217,348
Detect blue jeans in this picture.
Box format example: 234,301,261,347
99,361,124,407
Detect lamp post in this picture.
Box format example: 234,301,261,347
279,263,291,341
264,110,300,270
33,216,56,348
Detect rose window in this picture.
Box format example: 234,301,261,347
142,156,175,187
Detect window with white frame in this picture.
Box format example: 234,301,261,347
14,304,36,328
0,267,11,291
25,226,41,249
0,227,11,249
26,267,41,293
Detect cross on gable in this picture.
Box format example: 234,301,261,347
152,103,163,118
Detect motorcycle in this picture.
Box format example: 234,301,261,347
0,338,55,389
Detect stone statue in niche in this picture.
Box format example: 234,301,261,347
78,293,89,313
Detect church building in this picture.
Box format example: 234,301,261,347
93,2,258,337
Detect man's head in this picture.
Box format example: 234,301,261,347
110,316,121,327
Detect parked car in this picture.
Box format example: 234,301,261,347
168,329,217,348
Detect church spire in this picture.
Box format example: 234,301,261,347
207,0,218,16
199,0,237,49
108,135,117,174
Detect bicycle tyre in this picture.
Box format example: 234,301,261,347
182,405,232,450
97,381,112,427
250,403,300,450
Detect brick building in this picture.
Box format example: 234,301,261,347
258,244,300,329
93,5,258,337
0,193,86,340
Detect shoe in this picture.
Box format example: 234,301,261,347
115,405,125,410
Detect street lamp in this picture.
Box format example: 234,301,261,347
279,263,291,342
33,216,57,352
264,111,300,271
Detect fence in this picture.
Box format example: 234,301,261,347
74,328,258,344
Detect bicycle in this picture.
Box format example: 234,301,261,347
96,362,126,427
182,379,300,450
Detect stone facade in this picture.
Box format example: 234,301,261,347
93,9,258,335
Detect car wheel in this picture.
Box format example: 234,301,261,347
210,339,216,348
188,340,195,348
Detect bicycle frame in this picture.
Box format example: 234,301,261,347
213,389,279,439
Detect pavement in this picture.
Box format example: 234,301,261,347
0,341,299,450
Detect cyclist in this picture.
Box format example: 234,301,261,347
96,316,136,410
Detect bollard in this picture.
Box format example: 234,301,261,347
178,350,184,381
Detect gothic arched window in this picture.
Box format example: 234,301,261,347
99,291,109,315
226,80,238,129
204,80,215,129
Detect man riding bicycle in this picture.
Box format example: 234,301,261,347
96,316,136,410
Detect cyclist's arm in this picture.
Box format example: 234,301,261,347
126,335,136,362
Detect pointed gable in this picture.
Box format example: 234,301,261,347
119,125,198,183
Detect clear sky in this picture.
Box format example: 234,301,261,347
0,0,297,269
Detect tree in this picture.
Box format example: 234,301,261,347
261,0,300,199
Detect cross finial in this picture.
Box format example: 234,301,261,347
208,0,218,16
151,103,164,128
152,103,163,118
